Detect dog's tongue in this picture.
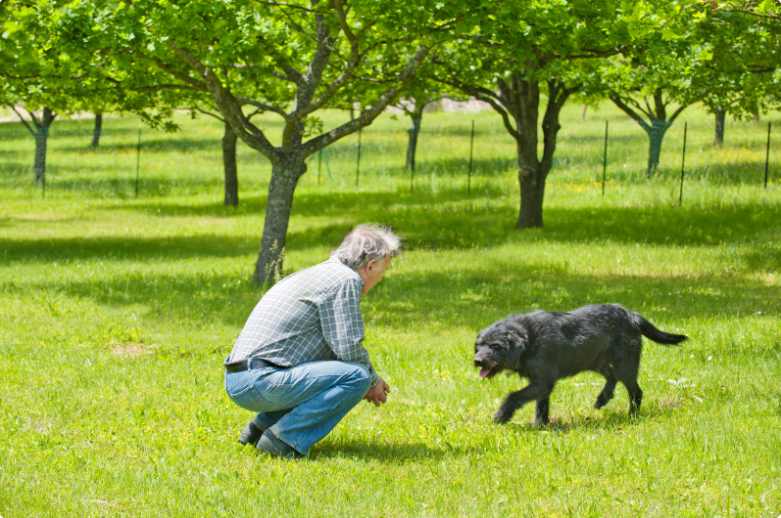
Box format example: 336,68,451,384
479,367,493,378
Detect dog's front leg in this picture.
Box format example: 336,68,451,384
493,382,554,424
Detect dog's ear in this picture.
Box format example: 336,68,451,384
504,325,527,370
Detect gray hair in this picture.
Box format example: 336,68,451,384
332,224,401,268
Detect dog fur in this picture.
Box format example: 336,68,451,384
473,304,687,425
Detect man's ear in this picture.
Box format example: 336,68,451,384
505,326,527,369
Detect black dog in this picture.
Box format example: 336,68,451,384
473,304,687,425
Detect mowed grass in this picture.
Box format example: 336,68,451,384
0,102,780,517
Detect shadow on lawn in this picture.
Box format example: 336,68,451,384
312,439,479,460
1,193,778,275
6,258,778,342
90,187,780,246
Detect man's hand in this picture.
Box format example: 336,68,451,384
364,378,390,407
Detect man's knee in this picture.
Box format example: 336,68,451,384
343,362,372,394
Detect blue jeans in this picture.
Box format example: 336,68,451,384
225,360,372,456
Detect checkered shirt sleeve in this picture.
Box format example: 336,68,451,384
319,278,379,387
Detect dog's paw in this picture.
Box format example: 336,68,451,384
492,410,511,424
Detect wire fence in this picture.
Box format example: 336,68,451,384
0,112,778,202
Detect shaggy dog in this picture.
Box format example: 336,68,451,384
473,304,687,425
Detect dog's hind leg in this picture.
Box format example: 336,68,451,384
594,363,617,410
534,397,550,427
493,381,555,424
624,380,643,414
615,363,643,414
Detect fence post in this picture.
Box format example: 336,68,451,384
765,122,772,189
135,129,142,198
602,120,608,196
318,149,322,184
355,128,362,187
468,120,475,195
322,147,332,179
679,122,687,205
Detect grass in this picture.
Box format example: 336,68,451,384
0,102,780,517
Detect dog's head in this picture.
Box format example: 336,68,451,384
473,319,527,379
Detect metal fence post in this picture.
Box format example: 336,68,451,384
468,120,475,195
322,147,332,179
135,129,142,198
679,122,687,205
765,122,772,189
318,148,322,184
355,128,362,187
602,120,608,196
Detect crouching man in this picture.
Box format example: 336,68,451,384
224,224,398,459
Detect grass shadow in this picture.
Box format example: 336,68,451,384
311,439,480,461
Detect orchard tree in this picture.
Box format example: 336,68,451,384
434,0,638,228
62,0,479,284
696,1,781,145
187,99,267,207
596,32,700,177
392,77,449,173
0,2,175,184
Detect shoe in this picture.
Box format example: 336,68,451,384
238,421,264,446
257,431,303,459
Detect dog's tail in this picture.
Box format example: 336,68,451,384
634,314,687,345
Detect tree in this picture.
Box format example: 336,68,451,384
393,77,448,174
0,2,175,185
64,0,475,283
695,1,781,144
189,101,266,207
596,34,700,177
434,0,637,228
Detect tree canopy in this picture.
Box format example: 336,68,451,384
54,0,486,283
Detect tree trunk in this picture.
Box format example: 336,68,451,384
714,107,725,147
514,78,545,229
642,120,671,178
33,108,55,184
222,120,239,207
92,112,103,148
517,154,546,228
253,158,307,284
405,109,423,172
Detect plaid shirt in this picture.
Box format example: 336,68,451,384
229,257,379,387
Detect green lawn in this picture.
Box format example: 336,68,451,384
0,103,780,517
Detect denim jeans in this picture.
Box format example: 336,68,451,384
225,360,372,456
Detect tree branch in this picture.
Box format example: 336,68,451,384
438,76,520,140
668,104,689,123
170,43,279,161
11,107,37,137
302,44,432,155
235,97,288,118
231,63,294,82
256,34,304,83
609,94,650,131
155,58,208,89
194,106,225,123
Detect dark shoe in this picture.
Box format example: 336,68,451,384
257,431,303,459
238,421,264,446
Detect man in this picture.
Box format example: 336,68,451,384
223,224,399,459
